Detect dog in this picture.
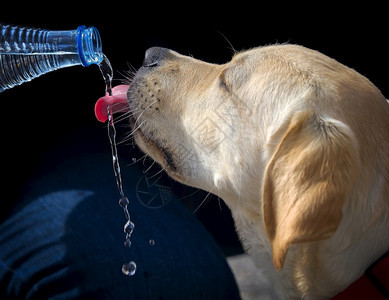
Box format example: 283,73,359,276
126,44,389,299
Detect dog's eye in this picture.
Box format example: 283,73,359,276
220,80,229,91
219,71,230,92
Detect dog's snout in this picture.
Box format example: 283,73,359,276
143,47,170,68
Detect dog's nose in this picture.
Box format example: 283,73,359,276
143,47,170,68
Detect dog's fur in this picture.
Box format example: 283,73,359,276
127,44,389,299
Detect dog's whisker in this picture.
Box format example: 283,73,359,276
193,186,215,214
128,153,148,166
217,31,237,55
176,188,202,202
119,64,137,84
217,197,223,212
117,133,133,146
129,120,146,136
145,167,165,179
133,99,160,127
143,160,157,174
115,119,145,146
113,111,132,124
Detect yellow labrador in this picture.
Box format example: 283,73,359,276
127,45,389,299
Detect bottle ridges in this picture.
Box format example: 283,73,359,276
0,24,54,54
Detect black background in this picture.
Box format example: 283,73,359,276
1,4,387,252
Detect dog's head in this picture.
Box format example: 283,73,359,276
128,45,388,271
129,47,275,191
128,46,254,190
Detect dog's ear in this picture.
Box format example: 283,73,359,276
263,111,359,271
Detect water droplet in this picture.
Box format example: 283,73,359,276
124,220,135,235
149,239,155,246
124,239,132,248
118,196,129,208
122,261,137,276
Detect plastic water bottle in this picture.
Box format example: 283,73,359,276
0,24,103,93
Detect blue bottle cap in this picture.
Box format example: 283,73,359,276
77,25,103,66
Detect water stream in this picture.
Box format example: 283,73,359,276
98,54,136,276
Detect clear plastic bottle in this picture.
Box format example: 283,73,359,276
0,24,103,92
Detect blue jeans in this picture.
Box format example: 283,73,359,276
0,128,240,299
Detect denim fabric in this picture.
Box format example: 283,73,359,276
0,128,240,299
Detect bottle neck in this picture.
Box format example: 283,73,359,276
76,26,103,66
